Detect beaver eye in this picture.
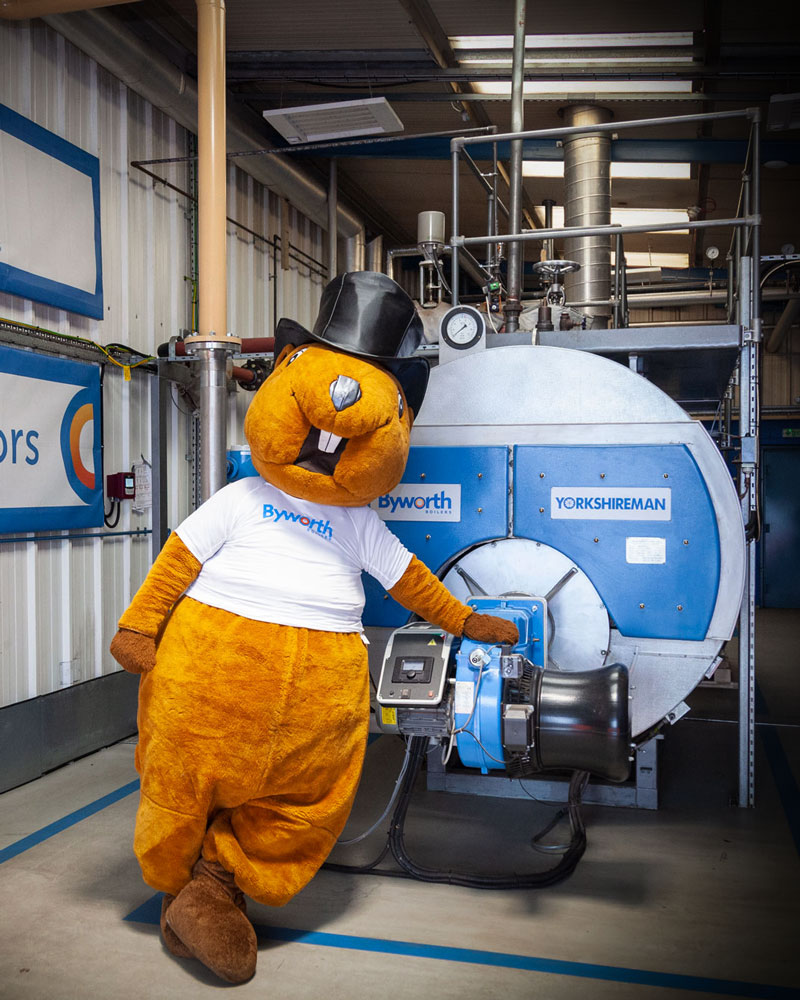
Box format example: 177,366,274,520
398,392,405,418
286,348,308,366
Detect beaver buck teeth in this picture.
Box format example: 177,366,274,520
317,430,343,453
294,426,349,475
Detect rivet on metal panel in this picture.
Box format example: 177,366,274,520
477,507,483,513
593,537,599,543
639,603,645,609
539,472,545,478
677,605,684,611
425,534,431,541
683,539,689,545
600,472,606,478
383,594,389,600
539,507,545,513
663,473,669,479
420,473,426,479
478,473,483,478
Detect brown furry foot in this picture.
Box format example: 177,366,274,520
165,859,257,984
160,894,193,959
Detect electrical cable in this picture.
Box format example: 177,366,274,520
104,500,121,529
384,739,588,889
336,738,413,846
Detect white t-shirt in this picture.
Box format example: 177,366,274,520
176,478,413,633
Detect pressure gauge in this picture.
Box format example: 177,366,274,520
440,305,486,351
705,246,720,262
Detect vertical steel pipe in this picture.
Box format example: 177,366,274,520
451,144,461,305
345,229,366,271
328,157,338,279
185,0,237,502
366,235,384,273
562,104,613,328
503,0,526,333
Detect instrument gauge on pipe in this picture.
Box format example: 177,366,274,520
439,305,486,351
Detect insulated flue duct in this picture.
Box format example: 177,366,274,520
562,105,613,329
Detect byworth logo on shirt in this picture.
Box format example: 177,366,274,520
372,484,461,521
262,503,333,540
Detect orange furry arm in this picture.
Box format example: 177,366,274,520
110,534,202,674
389,556,519,645
389,557,472,635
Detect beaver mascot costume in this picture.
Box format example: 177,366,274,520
110,271,518,984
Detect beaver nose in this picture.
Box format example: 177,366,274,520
329,374,362,412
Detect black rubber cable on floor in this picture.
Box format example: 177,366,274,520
324,737,588,889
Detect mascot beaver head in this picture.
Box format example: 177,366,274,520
244,271,429,507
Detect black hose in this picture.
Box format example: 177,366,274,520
385,738,587,889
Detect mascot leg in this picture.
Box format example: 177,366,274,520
134,601,370,983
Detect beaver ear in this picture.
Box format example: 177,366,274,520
274,343,298,367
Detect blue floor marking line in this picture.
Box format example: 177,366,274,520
125,893,796,999
0,779,140,865
755,683,800,859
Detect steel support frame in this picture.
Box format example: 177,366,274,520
448,106,761,808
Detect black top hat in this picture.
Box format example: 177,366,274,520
274,271,430,415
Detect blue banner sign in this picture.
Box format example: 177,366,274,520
0,346,103,532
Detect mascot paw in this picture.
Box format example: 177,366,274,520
165,858,256,984
463,612,519,646
160,894,193,959
109,628,156,674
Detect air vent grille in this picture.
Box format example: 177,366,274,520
263,97,403,145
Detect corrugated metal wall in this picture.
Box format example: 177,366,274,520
0,19,326,708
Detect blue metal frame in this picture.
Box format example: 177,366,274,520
0,103,103,320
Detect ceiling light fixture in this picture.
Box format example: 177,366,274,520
522,162,692,179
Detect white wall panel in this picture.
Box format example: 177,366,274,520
1,19,330,708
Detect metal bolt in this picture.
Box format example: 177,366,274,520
425,534,431,541
383,594,389,600
478,473,483,479
677,604,684,611
539,472,545,478
663,473,669,479
683,539,689,545
539,507,545,513
600,472,606,479
593,537,599,543
420,473,426,480
639,603,645,609
477,507,483,513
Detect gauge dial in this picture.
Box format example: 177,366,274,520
440,305,486,350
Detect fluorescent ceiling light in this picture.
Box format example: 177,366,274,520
458,55,696,67
614,252,691,268
522,162,692,179
450,32,694,49
472,80,694,95
534,206,690,231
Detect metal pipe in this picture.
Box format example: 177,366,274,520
561,105,613,328
42,8,364,237
542,198,556,262
451,145,461,305
613,231,622,328
765,298,800,353
328,158,338,279
196,344,229,498
345,229,366,272
752,114,762,338
460,215,758,246
366,235,384,273
193,0,227,348
456,107,759,149
564,287,799,309
504,0,526,333
0,0,136,16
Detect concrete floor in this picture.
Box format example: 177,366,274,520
0,611,798,999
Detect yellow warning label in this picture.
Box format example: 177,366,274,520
427,639,438,646
381,706,398,726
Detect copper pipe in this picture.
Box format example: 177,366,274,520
0,0,136,18
158,338,275,358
